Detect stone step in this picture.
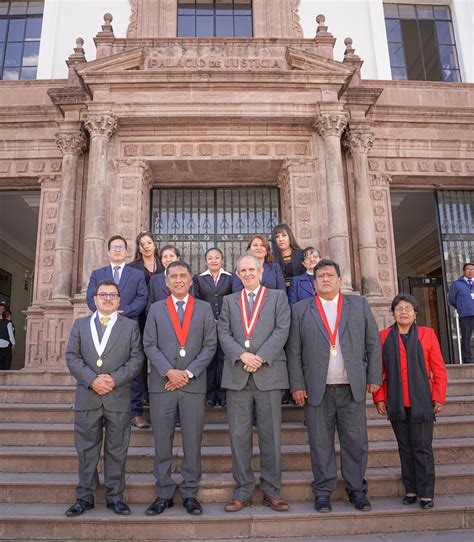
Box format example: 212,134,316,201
0,438,473,474
0,496,472,540
1,394,474,424
1,463,472,505
1,378,471,404
0,415,472,448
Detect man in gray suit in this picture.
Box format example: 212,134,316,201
218,254,291,512
65,279,144,517
143,261,217,516
286,259,382,513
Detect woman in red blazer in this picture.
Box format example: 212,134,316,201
373,293,447,510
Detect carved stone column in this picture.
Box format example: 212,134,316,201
82,113,117,291
343,130,381,296
313,112,352,291
52,131,87,301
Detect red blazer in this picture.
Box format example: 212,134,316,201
373,326,447,407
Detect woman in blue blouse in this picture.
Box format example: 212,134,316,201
288,247,321,305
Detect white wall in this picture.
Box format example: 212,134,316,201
451,0,474,83
37,0,130,79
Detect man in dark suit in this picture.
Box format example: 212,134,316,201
449,262,474,364
218,254,291,512
143,261,217,516
86,235,149,429
65,279,144,517
286,259,382,513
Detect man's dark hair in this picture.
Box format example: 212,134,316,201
166,260,192,277
463,262,474,272
2,309,12,320
313,259,341,278
107,235,128,250
93,279,121,297
390,293,418,313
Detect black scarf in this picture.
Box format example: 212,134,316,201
383,323,435,423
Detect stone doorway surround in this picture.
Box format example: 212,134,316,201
0,11,472,367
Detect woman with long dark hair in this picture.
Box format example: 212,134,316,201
271,223,305,289
193,247,233,407
147,244,182,308
373,293,447,510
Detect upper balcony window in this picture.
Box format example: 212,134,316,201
178,0,253,38
0,0,43,80
384,4,461,82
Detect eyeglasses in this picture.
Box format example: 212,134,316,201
96,293,119,299
110,245,126,251
394,306,415,314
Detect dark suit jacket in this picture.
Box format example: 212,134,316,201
128,258,163,284
143,297,217,394
449,277,474,318
218,289,291,391
193,271,233,319
66,315,144,412
288,273,315,305
275,248,305,281
148,271,195,312
286,294,382,406
231,263,285,292
86,264,148,321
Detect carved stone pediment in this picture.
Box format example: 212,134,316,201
285,48,355,77
76,48,144,75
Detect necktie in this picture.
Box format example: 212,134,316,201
113,266,120,285
100,316,111,327
468,279,473,289
324,300,337,333
176,301,185,325
248,292,255,317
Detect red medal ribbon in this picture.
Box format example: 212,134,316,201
315,294,343,348
166,295,195,349
240,286,267,340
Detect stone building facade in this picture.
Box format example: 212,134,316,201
0,1,472,368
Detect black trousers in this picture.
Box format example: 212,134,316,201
0,346,12,370
206,343,225,401
391,408,435,498
459,315,473,364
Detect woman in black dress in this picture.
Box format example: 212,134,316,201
193,247,233,407
270,223,305,290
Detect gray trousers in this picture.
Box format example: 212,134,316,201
227,375,282,501
149,390,205,500
305,385,368,497
74,406,132,504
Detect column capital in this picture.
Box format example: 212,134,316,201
343,130,374,155
83,113,118,139
312,111,348,138
55,131,88,156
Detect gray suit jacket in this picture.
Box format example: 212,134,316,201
143,297,217,394
286,294,382,406
218,289,291,391
66,315,144,412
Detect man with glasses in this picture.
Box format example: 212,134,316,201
449,262,474,364
87,235,149,427
66,280,144,517
286,259,381,513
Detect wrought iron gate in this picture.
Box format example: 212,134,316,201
151,187,280,274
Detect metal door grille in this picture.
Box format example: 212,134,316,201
151,187,280,274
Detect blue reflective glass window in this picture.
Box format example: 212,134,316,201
234,15,252,37
216,15,233,37
8,18,25,41
178,15,195,37
196,15,213,37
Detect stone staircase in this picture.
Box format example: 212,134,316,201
0,365,473,540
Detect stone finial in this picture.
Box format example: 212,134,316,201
316,14,326,33
100,12,114,36
67,37,86,65
344,37,361,61
313,14,336,60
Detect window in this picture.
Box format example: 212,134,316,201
0,1,43,80
384,4,461,82
178,0,252,38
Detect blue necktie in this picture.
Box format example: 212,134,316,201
176,301,185,325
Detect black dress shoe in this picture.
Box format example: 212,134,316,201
348,492,372,511
314,496,332,513
420,499,434,510
107,501,131,515
183,497,203,515
145,497,173,515
403,494,418,505
217,396,227,408
205,398,215,408
65,499,94,517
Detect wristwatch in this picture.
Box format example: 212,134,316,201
186,369,194,379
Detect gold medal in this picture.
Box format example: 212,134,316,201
330,346,337,357
179,348,186,358
244,339,250,349
96,359,103,367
